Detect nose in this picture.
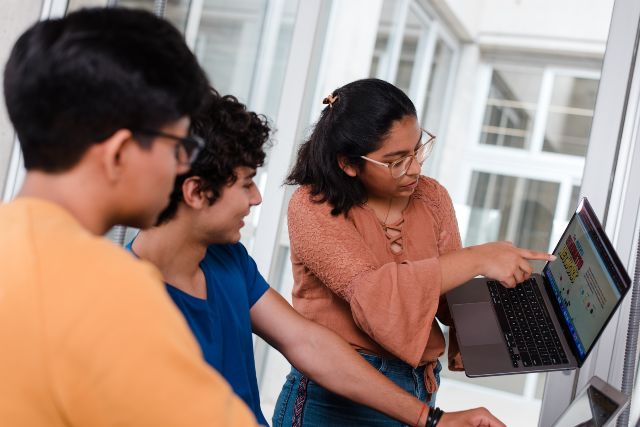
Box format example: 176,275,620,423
406,155,421,177
250,185,262,207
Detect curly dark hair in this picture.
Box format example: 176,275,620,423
156,88,271,224
286,78,416,216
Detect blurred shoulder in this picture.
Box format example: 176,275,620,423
289,185,333,217
414,175,452,204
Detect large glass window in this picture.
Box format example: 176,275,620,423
66,0,299,252
543,76,598,156
465,172,561,254
370,0,457,132
437,63,599,424
480,67,599,154
481,69,542,149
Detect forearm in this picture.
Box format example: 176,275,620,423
284,323,427,426
439,246,482,294
439,242,555,293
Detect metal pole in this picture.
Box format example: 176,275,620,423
153,0,167,18
621,227,640,426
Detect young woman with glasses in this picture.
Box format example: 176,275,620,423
272,78,554,426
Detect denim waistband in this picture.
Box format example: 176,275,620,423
357,352,441,374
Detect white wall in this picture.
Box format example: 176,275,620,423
435,0,613,56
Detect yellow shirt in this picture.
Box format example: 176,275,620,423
0,198,257,426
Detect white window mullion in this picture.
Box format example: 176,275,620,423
41,0,67,19
549,178,575,250
229,21,258,96
2,138,24,203
409,21,437,116
247,0,286,113
504,178,526,242
529,68,554,153
470,64,494,149
540,0,640,423
378,0,409,82
184,0,205,50
251,0,324,280
252,0,326,397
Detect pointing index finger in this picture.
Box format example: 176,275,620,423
520,249,556,262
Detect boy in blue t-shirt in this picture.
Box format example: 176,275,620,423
130,88,504,427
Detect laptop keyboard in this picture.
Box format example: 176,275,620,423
488,279,570,368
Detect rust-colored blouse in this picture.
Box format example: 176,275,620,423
287,176,464,392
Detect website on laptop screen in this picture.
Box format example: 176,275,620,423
543,209,622,360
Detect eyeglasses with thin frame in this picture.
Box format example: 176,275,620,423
133,129,205,165
360,129,436,179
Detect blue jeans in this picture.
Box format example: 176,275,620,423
272,353,441,427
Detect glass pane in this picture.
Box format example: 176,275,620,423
67,0,190,31
422,39,454,133
195,0,268,103
369,0,395,79
395,37,417,93
67,0,110,11
369,36,387,78
543,76,598,156
394,11,422,93
465,171,560,255
236,0,298,252
260,0,297,119
481,69,542,149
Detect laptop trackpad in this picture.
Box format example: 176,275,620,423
452,302,503,347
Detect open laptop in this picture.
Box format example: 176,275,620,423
447,197,631,377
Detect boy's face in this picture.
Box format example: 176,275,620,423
121,117,192,229
202,166,262,244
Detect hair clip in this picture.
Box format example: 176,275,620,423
322,94,338,108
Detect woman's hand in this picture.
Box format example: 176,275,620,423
438,407,506,427
469,242,556,288
471,241,555,288
440,241,556,293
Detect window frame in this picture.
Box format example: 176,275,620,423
539,0,640,423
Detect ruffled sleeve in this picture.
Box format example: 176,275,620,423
288,188,442,368
423,179,464,371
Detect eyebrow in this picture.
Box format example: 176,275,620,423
381,133,423,159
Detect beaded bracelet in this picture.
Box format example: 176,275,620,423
432,407,444,426
426,407,444,427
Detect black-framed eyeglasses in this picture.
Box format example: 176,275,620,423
360,129,436,179
133,129,205,165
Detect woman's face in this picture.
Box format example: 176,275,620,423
355,115,423,200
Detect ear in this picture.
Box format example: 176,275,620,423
337,155,358,178
100,129,135,183
181,176,209,209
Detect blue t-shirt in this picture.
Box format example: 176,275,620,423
127,242,270,425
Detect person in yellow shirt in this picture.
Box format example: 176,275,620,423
0,8,256,426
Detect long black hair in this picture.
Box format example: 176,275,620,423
286,78,417,215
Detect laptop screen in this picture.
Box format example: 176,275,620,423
542,198,630,363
